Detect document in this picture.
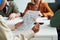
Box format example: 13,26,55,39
23,10,40,20
13,10,39,34
4,17,23,25
3,10,39,35
3,17,23,30
36,17,48,23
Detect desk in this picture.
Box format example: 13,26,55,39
29,17,58,40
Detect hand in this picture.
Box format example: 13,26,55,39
47,15,52,20
32,22,40,33
38,13,43,17
8,13,20,20
15,22,23,29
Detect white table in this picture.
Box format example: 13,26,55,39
4,17,58,40
29,17,58,40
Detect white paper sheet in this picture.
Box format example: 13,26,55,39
3,17,23,30
23,10,41,20
13,10,39,34
4,17,23,25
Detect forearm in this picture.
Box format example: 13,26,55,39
43,12,54,17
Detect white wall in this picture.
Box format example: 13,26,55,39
14,0,31,13
42,0,55,3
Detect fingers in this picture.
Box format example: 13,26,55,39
32,23,40,33
8,16,16,20
47,15,52,19
8,13,18,20
15,22,23,29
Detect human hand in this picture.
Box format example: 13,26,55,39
32,22,40,33
15,22,23,29
47,15,52,20
8,13,20,20
38,13,43,17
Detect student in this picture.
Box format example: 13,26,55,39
0,0,21,20
0,0,40,40
23,0,54,19
50,9,60,40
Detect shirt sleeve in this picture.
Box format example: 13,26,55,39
10,1,20,13
21,29,35,39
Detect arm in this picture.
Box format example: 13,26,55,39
0,15,25,40
41,3,54,17
15,22,40,39
0,0,7,10
8,1,21,19
20,23,40,39
39,2,54,17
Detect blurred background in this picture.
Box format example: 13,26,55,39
14,0,55,13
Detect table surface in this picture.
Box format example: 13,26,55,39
35,17,58,37
4,17,57,37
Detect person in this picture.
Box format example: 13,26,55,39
0,0,39,31
50,9,60,40
0,0,21,20
0,0,40,40
23,0,54,19
0,15,40,40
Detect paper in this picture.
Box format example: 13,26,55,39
23,10,40,20
13,10,39,34
4,17,23,25
36,17,48,23
3,17,23,30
